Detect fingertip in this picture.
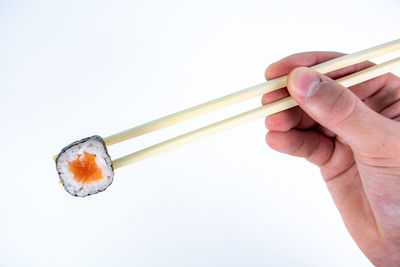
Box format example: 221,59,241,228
265,131,292,153
261,94,268,105
264,114,283,131
264,116,269,129
264,64,276,80
264,115,284,131
261,88,290,105
264,107,301,131
265,131,277,148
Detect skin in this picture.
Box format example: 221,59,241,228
262,52,400,266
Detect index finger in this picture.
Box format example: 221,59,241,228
265,51,345,80
261,51,375,134
261,51,395,134
263,51,379,101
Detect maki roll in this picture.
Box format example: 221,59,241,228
55,135,114,197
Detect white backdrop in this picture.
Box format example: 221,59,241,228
1,0,399,266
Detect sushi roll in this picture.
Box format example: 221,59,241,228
55,135,114,197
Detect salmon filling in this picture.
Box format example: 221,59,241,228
67,152,103,184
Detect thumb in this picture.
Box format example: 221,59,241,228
287,67,386,150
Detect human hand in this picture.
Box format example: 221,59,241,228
262,52,400,266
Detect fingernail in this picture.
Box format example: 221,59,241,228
289,67,322,99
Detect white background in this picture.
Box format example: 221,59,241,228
0,0,399,266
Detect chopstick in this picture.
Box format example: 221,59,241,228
103,39,400,146
112,56,400,169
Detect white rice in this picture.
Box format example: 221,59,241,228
56,136,114,197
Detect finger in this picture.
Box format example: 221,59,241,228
261,88,289,105
346,74,389,100
287,67,393,152
263,51,376,133
264,51,400,103
320,139,355,180
381,100,400,119
325,60,374,81
362,73,400,113
394,115,400,122
266,129,334,166
265,51,376,80
262,87,315,132
262,74,396,133
265,106,316,132
265,51,388,101
265,51,345,80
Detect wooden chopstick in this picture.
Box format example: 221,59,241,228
112,57,400,169
103,39,400,146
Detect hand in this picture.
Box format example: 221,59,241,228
262,52,400,266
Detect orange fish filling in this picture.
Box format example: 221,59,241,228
67,152,103,184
